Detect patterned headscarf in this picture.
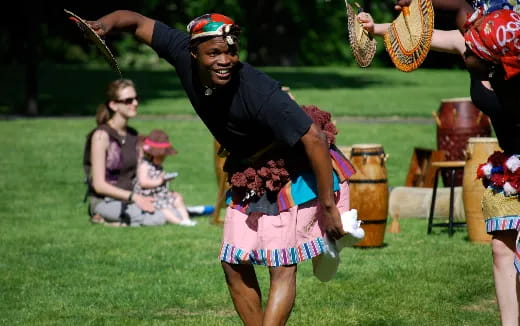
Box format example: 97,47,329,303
187,13,240,46
464,9,520,79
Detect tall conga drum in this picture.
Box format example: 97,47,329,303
463,137,501,243
349,144,389,247
435,98,491,186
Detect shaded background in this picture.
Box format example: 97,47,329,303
1,0,468,115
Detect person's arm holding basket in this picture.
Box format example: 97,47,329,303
357,12,466,55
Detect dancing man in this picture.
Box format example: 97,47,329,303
87,11,356,325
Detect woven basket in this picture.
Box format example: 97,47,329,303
345,1,377,68
383,0,434,72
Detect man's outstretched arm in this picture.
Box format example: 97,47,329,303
89,10,156,46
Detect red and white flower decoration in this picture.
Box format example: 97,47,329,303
477,151,520,196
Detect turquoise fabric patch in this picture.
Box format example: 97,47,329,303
203,21,224,32
289,171,340,206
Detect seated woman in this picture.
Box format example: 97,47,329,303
84,79,166,227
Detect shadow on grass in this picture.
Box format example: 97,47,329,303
353,243,389,249
265,68,422,91
2,64,417,116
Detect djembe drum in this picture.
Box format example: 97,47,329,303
462,137,501,243
435,98,491,186
349,144,389,247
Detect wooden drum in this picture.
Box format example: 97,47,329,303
435,98,491,186
462,137,501,243
349,144,389,247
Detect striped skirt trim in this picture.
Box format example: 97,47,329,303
485,216,520,275
485,216,520,233
219,237,326,267
515,240,520,275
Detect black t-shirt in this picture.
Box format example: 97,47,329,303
151,21,313,159
471,78,520,153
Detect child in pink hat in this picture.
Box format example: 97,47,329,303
134,129,196,226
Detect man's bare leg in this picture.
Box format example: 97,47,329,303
263,264,297,326
222,262,263,326
492,230,520,326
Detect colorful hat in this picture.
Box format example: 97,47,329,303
141,129,177,157
464,9,520,80
187,13,240,45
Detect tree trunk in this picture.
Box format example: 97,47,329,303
23,5,39,115
25,58,38,116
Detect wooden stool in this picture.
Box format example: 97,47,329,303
427,161,467,236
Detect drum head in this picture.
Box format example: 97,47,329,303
351,144,383,149
467,137,497,143
440,97,472,103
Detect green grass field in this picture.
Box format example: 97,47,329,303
0,65,500,325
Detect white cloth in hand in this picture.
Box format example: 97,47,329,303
336,208,365,251
312,209,365,282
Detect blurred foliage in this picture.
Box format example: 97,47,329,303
1,0,466,68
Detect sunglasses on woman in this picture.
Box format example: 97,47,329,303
115,96,140,105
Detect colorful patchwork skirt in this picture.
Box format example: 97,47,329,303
219,182,350,267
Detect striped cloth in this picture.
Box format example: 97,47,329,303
220,237,326,266
485,216,520,274
516,240,520,274
485,216,520,233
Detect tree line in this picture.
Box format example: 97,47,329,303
1,0,464,114
2,0,466,66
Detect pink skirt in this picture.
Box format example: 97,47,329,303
219,182,350,266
